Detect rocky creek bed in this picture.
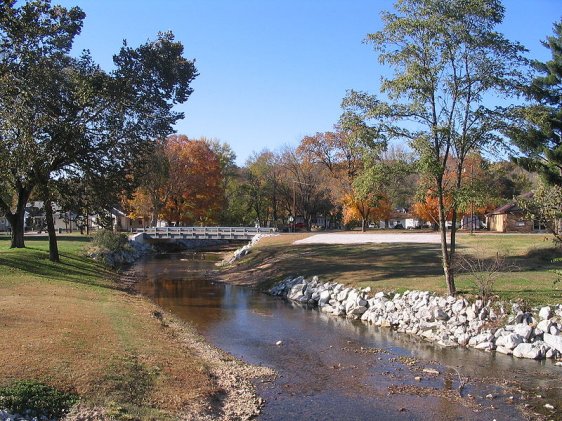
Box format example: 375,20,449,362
269,276,562,363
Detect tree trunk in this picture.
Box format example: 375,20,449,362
450,208,458,256
361,218,366,232
44,199,60,262
7,186,32,249
437,181,456,296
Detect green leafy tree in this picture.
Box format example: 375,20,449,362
243,150,281,227
0,0,85,249
343,0,525,295
204,138,240,225
517,183,562,242
0,1,197,260
506,20,562,187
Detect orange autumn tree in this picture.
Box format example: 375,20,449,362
126,188,153,228
342,191,392,231
161,135,223,225
412,192,453,228
413,154,498,229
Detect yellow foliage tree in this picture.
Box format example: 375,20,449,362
342,192,391,231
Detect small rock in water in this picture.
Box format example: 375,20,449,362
544,403,555,410
414,376,422,381
275,340,283,346
486,393,494,399
422,368,440,375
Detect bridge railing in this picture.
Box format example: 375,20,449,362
134,226,276,239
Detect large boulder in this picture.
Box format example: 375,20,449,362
433,307,449,321
537,319,552,334
495,333,524,350
513,323,533,341
539,306,552,321
543,333,562,353
318,290,331,307
452,299,467,315
512,342,548,359
350,305,368,316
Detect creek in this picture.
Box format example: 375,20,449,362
135,251,561,421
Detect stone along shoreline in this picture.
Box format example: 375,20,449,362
269,276,562,362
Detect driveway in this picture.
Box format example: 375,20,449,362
293,232,443,245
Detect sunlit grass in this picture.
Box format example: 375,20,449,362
0,235,216,418
239,232,562,305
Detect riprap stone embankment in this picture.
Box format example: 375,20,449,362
269,276,562,361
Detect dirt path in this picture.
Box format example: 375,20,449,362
293,232,443,244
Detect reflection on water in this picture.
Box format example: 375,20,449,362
136,253,561,421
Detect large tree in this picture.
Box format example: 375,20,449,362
343,0,525,295
0,0,85,249
0,1,197,256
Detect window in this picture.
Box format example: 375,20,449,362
533,220,546,231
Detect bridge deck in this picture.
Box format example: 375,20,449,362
135,226,276,240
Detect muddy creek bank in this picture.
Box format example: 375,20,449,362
135,252,560,420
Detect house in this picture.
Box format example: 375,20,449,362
460,215,484,231
25,201,82,233
486,200,544,233
0,216,9,232
110,208,144,232
380,209,424,229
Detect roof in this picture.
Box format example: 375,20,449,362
389,211,417,219
487,192,533,216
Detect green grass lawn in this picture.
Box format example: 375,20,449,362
0,234,116,289
233,232,562,306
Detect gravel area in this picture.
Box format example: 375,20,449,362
293,232,443,245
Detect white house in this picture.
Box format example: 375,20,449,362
0,216,9,232
380,209,423,229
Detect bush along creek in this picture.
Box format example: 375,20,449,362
86,230,152,268
269,276,562,362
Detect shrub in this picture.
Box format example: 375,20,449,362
0,380,78,419
457,250,517,300
90,229,130,253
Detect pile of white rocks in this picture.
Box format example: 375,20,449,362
269,276,562,361
222,233,278,265
0,409,54,421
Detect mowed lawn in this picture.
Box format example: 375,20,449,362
0,235,216,419
237,232,562,305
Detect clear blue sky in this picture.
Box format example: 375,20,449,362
54,0,561,165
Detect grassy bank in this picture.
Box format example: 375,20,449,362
0,235,267,420
223,232,562,306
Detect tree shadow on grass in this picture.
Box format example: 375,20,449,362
0,249,120,291
272,243,444,282
21,235,92,243
455,242,562,273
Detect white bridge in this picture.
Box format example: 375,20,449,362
135,226,276,241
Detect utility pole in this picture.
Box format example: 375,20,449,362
470,163,474,235
292,180,314,232
292,182,296,233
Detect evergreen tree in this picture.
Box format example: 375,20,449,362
507,20,562,186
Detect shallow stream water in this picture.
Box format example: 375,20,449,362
136,252,561,421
